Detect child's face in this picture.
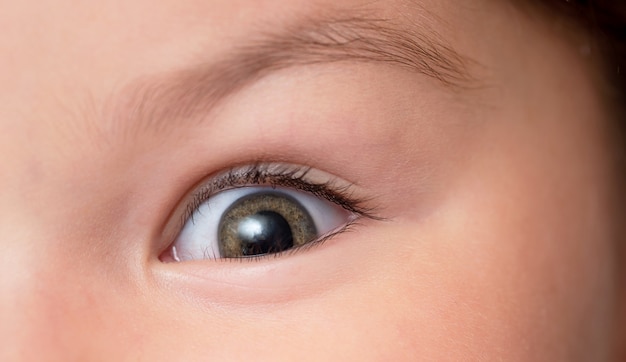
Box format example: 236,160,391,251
0,0,622,360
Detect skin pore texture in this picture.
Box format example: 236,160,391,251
0,0,623,360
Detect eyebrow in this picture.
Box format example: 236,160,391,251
110,13,473,134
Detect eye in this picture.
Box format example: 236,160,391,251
163,186,357,261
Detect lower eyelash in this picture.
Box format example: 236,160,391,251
212,218,361,263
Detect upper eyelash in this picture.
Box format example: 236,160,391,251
179,163,380,229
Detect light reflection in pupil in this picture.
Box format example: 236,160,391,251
236,211,294,256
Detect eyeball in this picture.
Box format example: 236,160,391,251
165,186,356,261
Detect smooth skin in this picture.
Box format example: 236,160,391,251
0,0,623,360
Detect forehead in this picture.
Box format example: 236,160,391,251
0,0,598,189
0,0,446,83
0,0,480,89
0,0,603,192
0,0,481,152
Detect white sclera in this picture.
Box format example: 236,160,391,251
172,186,353,261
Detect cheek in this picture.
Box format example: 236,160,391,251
149,216,611,361
407,120,619,359
306,216,615,361
274,114,618,359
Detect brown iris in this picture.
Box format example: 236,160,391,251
218,192,317,258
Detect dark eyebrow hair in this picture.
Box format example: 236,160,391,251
110,13,474,134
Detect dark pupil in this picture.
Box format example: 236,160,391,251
236,211,294,256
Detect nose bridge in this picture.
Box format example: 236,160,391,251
0,245,77,360
0,231,115,361
0,145,143,360
0,236,150,362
